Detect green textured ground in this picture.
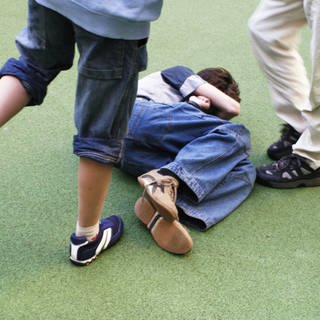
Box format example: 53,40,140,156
1,1,319,319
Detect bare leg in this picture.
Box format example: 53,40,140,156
0,76,30,126
77,157,113,227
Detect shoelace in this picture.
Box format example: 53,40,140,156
144,177,178,202
275,154,303,170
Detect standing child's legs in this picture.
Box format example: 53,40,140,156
0,1,147,266
70,28,147,265
249,0,320,188
248,0,308,132
77,158,113,228
70,158,124,266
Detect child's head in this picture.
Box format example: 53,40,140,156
197,67,241,103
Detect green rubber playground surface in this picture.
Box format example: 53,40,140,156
1,1,319,319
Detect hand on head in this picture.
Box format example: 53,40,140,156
189,95,211,111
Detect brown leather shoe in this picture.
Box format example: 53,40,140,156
134,197,193,254
137,169,179,221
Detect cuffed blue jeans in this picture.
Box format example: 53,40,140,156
118,100,256,230
0,0,148,164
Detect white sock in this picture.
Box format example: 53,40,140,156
76,221,100,241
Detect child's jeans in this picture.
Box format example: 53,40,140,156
0,0,148,164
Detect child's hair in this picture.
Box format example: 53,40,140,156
197,67,241,103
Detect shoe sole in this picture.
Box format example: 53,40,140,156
70,255,96,266
256,176,320,188
135,197,192,254
134,196,156,224
151,218,193,255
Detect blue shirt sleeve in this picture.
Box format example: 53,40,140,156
160,65,206,98
161,66,195,89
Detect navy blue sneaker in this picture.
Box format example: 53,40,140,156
267,124,301,160
69,215,124,266
256,154,320,188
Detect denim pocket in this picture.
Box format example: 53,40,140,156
77,36,126,80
